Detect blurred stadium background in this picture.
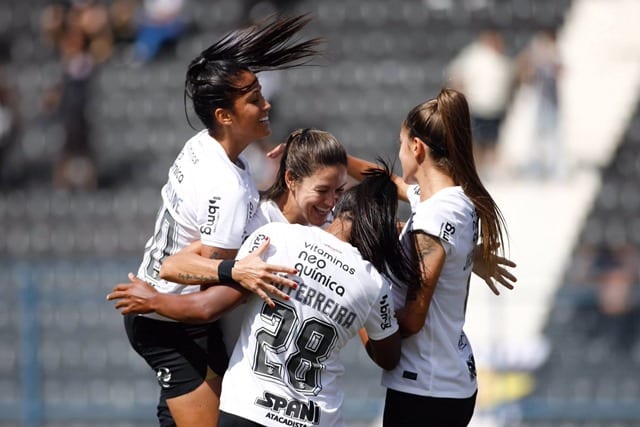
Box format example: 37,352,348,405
0,0,639,426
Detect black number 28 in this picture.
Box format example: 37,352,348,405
252,300,338,396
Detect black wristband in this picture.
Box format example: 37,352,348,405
219,260,240,285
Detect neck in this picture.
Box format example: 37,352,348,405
415,166,456,201
209,129,251,165
276,193,306,225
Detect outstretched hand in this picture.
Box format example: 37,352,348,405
473,254,517,295
232,237,298,307
106,273,158,315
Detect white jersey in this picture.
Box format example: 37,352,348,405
137,129,259,321
220,222,398,427
244,199,289,237
382,185,478,399
221,199,290,351
222,200,335,351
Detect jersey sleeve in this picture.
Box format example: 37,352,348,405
242,207,268,243
363,277,399,341
411,192,465,255
196,183,250,249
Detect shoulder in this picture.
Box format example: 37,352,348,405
419,187,473,216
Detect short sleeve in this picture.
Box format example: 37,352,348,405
197,186,249,249
411,191,467,255
363,279,399,341
242,208,269,243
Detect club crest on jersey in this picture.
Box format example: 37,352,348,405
256,391,320,425
200,197,221,235
439,221,455,242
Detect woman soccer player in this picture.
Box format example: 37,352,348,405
126,15,322,427
108,164,421,427
349,88,512,426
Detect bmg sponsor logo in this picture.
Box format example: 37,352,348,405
379,294,393,330
440,221,456,243
255,391,320,425
200,197,221,235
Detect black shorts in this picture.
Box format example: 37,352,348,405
383,388,477,427
218,411,264,427
124,314,229,426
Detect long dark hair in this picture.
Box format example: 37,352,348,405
334,160,421,290
262,128,347,201
405,88,508,271
184,14,323,129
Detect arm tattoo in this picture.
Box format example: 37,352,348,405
177,273,218,283
409,231,441,294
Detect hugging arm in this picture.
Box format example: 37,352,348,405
107,273,248,324
359,328,401,371
396,231,445,337
160,239,298,307
347,154,410,202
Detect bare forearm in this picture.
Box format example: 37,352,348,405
160,252,222,284
347,155,409,201
347,155,378,181
150,288,246,324
398,232,444,336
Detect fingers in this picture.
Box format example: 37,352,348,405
253,280,292,303
266,264,298,276
497,266,518,283
254,288,275,308
265,272,298,289
266,143,285,159
496,256,517,268
485,278,500,296
252,237,270,256
495,274,515,290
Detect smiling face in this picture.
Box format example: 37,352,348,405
228,70,272,141
286,164,348,226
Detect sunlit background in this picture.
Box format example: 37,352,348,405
1,0,639,426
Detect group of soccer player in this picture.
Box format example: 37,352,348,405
106,13,516,427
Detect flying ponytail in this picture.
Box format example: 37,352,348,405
184,14,324,129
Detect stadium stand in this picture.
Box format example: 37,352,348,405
8,1,639,426
516,104,640,427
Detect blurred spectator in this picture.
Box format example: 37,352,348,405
49,29,98,191
40,2,68,52
518,28,564,180
129,0,186,65
69,0,114,64
109,0,138,46
447,30,515,175
593,244,639,349
0,67,21,188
